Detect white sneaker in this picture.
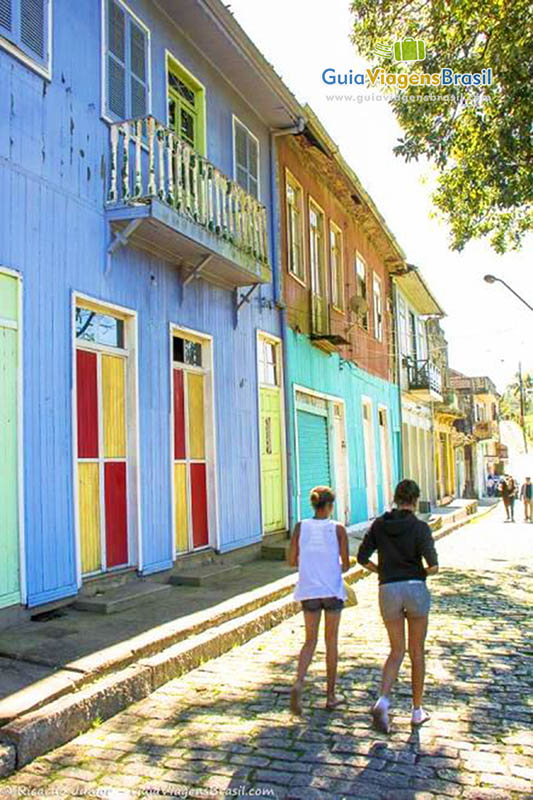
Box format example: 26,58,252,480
371,698,389,733
411,707,430,726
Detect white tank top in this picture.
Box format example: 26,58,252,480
293,518,346,601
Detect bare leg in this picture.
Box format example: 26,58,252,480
371,616,405,733
291,610,320,714
407,615,428,708
324,610,342,705
380,617,406,698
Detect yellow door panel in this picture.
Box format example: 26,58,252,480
102,355,127,458
78,462,101,574
187,372,205,460
174,463,189,552
259,386,284,533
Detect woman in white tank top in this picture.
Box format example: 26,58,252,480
288,485,350,715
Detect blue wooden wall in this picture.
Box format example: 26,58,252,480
286,329,401,528
0,0,280,605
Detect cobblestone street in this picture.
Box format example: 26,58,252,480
2,508,532,800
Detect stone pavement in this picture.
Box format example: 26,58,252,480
1,510,532,800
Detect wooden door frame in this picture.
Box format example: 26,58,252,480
169,324,218,555
256,330,288,536
0,266,25,605
72,292,141,586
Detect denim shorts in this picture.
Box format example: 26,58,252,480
379,580,430,621
301,597,344,613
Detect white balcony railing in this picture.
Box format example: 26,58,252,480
107,116,269,267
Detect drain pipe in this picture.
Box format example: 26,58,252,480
269,117,305,532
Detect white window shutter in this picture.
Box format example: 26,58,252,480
0,0,12,34
107,0,126,118
20,0,45,59
129,19,147,118
248,136,258,198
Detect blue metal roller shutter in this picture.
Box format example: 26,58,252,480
297,410,330,517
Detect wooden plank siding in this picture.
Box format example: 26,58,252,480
0,0,285,605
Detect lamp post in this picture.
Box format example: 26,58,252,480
484,275,531,454
483,274,533,313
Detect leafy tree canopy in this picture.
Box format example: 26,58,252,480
350,0,533,252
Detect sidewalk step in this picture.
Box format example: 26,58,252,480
260,542,288,560
73,582,172,615
168,563,242,587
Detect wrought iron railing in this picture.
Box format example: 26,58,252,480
406,357,442,395
107,116,269,266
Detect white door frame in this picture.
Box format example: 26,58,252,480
256,330,288,535
72,292,142,585
169,323,218,555
293,383,345,521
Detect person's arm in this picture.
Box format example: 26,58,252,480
336,525,350,572
420,523,439,576
357,524,378,573
287,522,300,567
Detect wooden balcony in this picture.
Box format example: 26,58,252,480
106,116,271,289
405,357,443,402
474,420,499,441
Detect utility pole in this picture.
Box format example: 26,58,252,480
518,361,528,454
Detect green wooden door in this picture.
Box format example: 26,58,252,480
0,273,21,607
259,386,284,533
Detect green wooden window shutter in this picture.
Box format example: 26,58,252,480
0,0,49,68
106,0,148,121
234,120,259,199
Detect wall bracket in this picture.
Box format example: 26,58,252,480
105,219,142,276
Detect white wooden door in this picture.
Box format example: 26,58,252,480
363,400,377,518
379,408,392,509
333,403,348,524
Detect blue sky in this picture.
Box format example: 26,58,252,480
229,0,532,391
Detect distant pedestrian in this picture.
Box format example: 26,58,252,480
520,477,532,522
288,485,350,715
357,479,438,733
486,475,495,498
500,476,518,522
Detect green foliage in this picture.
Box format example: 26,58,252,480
350,0,533,252
501,371,533,422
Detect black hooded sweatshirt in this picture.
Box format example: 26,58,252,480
357,509,438,585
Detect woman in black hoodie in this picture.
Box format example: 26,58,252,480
357,479,438,733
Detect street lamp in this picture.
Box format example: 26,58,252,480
483,274,533,313
484,274,531,454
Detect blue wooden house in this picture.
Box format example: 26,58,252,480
0,0,303,615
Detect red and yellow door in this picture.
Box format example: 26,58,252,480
172,331,210,553
75,304,130,575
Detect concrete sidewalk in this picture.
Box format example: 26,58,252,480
0,499,498,774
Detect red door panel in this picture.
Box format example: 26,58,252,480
104,462,128,567
173,369,186,460
190,463,208,548
77,349,99,458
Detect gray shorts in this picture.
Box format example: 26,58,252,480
379,580,430,621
